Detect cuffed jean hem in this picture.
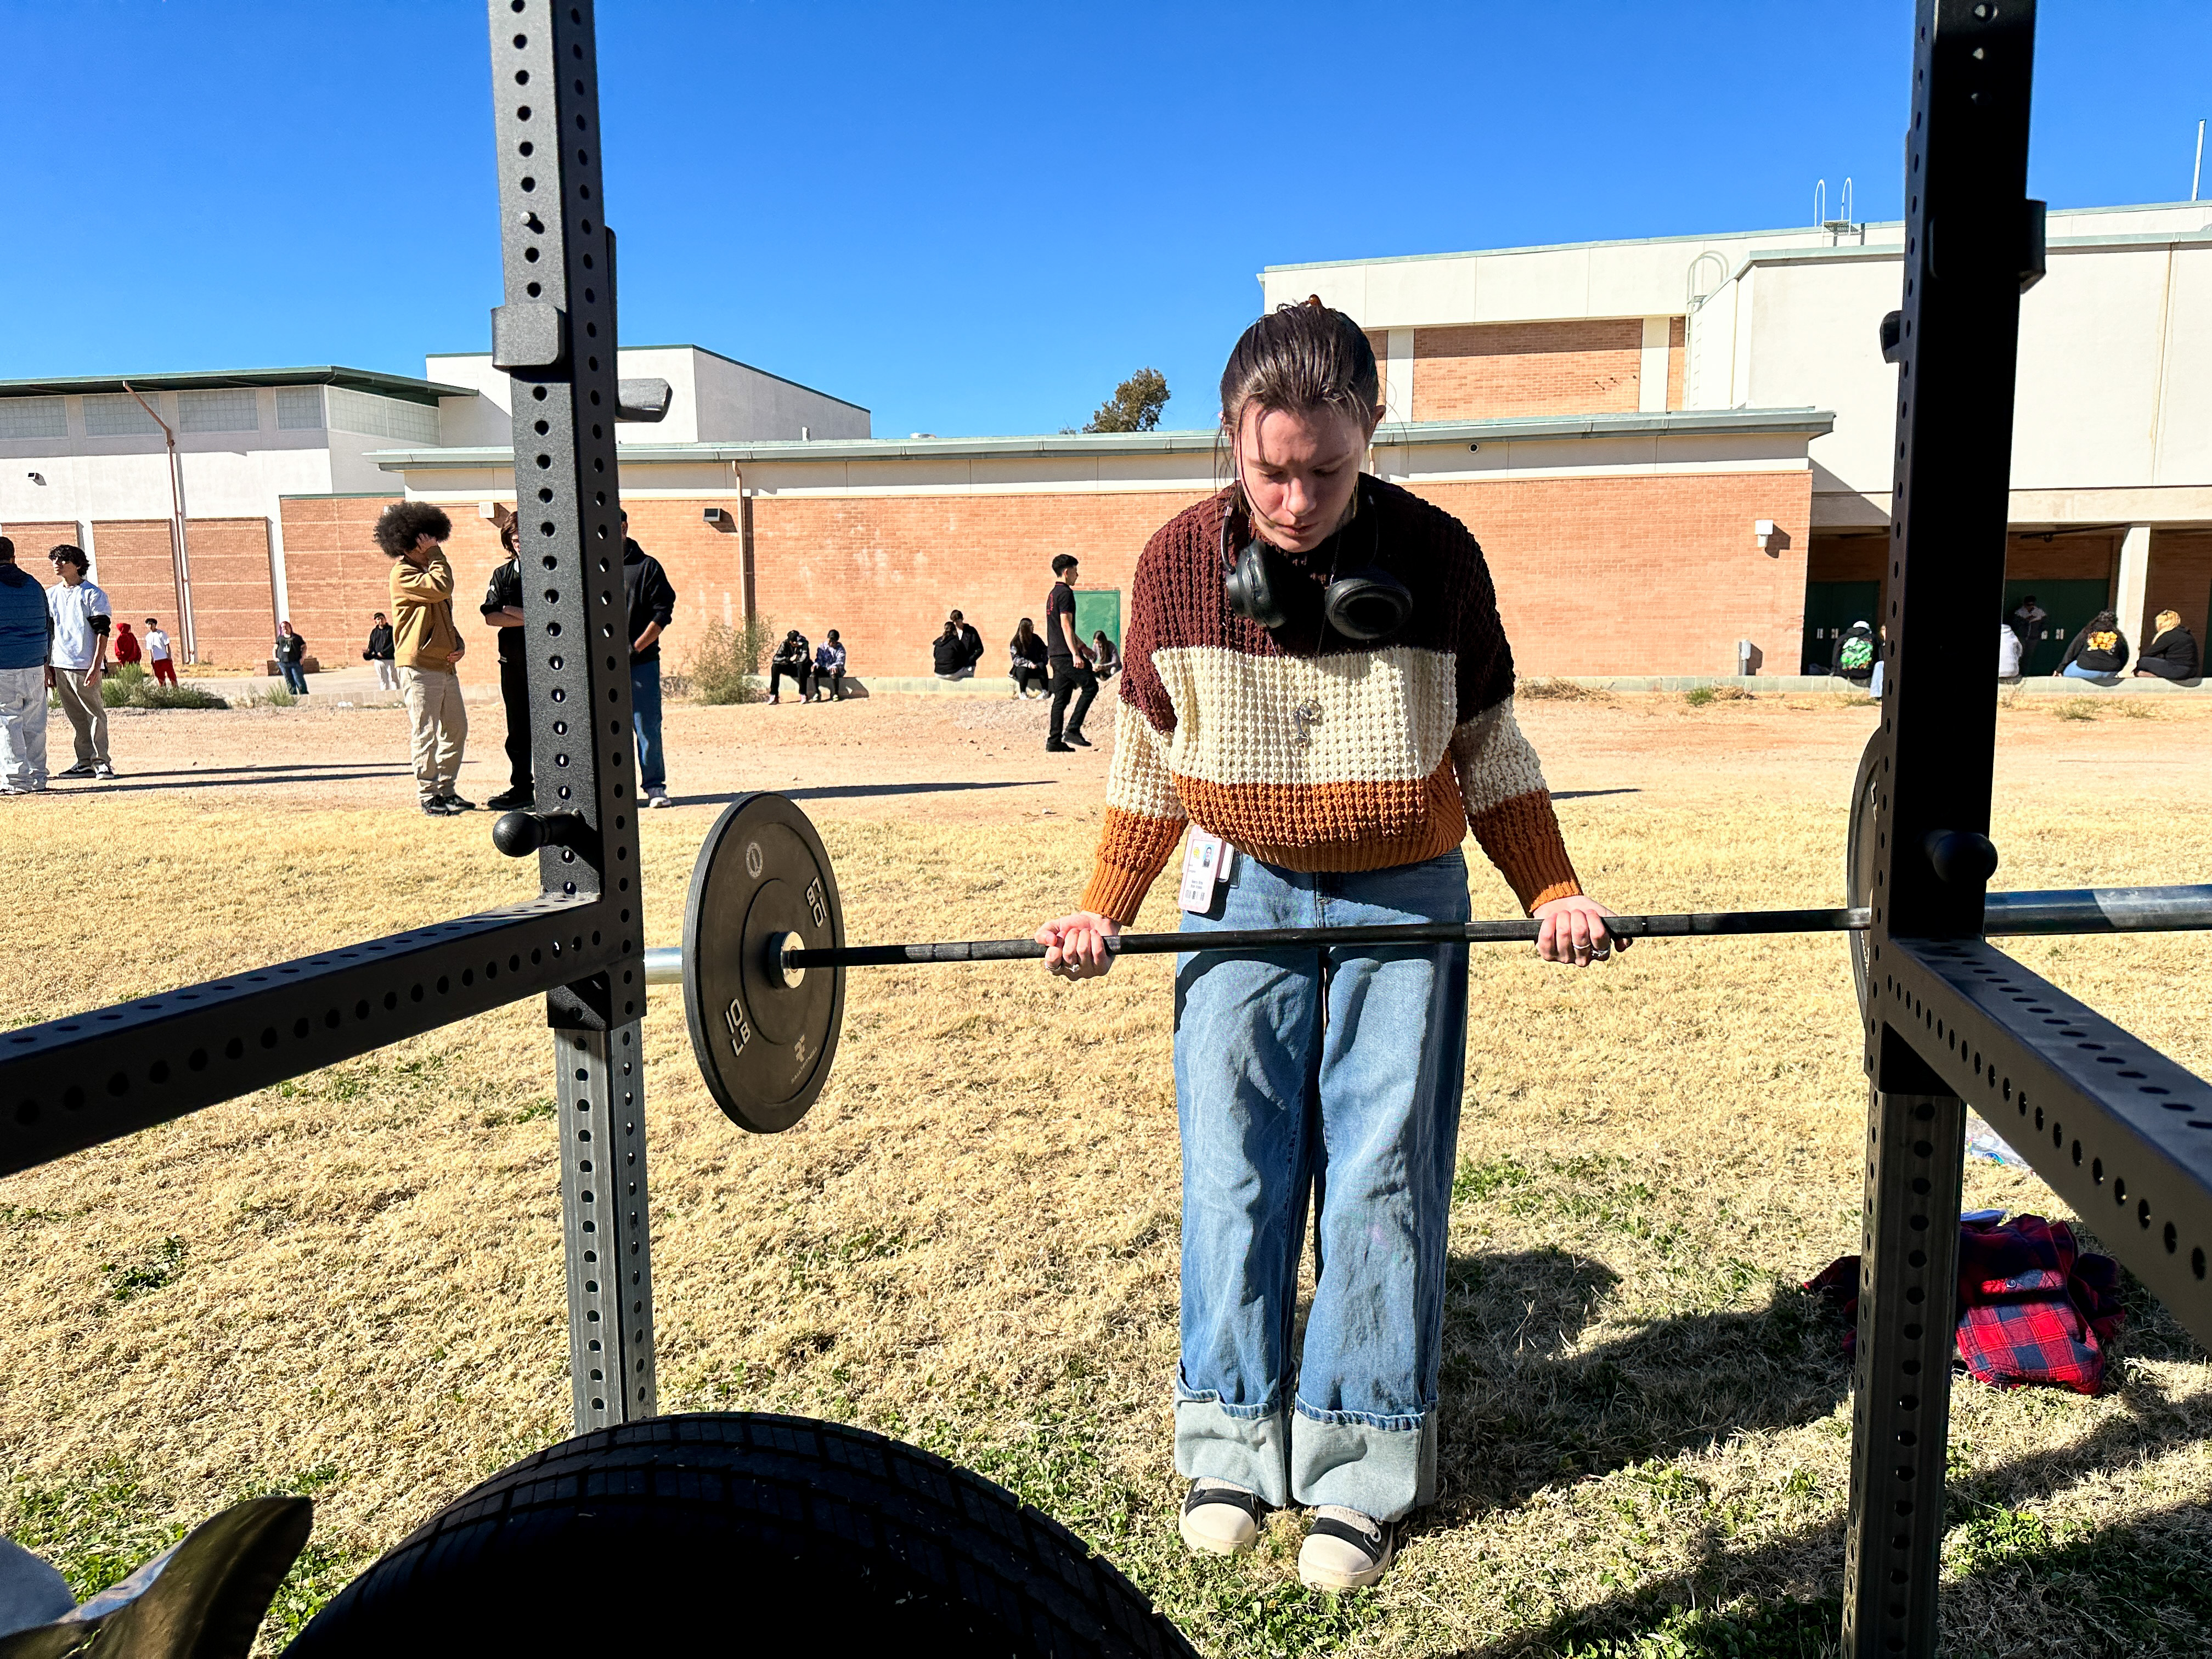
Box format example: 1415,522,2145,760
1173,1396,1437,1521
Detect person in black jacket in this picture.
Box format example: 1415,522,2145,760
770,630,812,703
2057,610,2129,681
274,621,309,695
1829,619,1878,685
2134,609,2199,682
620,512,679,806
482,521,532,810
364,612,398,692
1008,617,1049,698
932,616,974,680
956,610,984,672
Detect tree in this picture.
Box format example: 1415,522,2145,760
1083,368,1170,433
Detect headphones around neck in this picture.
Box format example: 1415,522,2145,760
1221,479,1413,641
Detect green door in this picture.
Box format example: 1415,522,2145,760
2004,578,2110,677
1074,589,1122,658
1803,580,1880,674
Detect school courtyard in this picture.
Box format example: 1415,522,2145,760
1,687,2206,1656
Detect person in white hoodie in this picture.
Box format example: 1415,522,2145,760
1998,620,2023,682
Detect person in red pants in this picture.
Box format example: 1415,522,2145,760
144,619,177,686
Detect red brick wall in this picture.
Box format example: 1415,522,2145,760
2147,529,2212,640
1412,320,1645,420
4,521,81,563
1667,317,1686,411
273,471,1824,681
1365,330,1387,414
92,518,273,668
747,492,1209,681
1415,471,1813,676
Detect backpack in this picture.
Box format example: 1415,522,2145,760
1837,634,1874,672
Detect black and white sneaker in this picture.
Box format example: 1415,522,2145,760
1178,1480,1262,1557
420,798,458,817
1298,1506,1397,1591
440,792,477,812
58,761,95,778
485,787,535,811
93,763,116,779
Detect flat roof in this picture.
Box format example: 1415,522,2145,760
425,342,871,414
1260,198,2208,274
0,366,476,407
373,407,1834,471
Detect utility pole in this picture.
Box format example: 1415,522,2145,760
122,382,197,665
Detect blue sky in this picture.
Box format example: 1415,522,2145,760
4,2,2207,438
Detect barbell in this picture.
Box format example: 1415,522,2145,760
499,791,2212,1136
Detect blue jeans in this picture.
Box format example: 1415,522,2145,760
2061,661,2117,682
280,661,308,694
631,659,664,791
1172,848,1470,1521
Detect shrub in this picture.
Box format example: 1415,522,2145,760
96,664,228,710
98,664,148,707
1519,677,1616,703
687,614,774,705
2052,697,2100,722
1682,686,1717,707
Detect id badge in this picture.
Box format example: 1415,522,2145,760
1178,830,1235,914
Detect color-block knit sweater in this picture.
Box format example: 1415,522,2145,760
1079,479,1582,925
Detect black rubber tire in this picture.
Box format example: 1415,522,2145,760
283,1412,1197,1657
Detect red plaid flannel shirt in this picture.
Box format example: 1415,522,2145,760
1807,1213,2125,1395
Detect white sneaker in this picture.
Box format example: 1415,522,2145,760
646,788,673,809
1177,1480,1262,1556
1297,1506,1396,1591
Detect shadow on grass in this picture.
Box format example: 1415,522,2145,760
1422,1353,2212,1658
1434,1248,1849,1517
680,780,1046,807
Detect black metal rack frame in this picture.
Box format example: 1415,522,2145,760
0,4,2203,1655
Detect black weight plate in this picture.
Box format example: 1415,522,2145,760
681,794,844,1133
1846,727,1880,1016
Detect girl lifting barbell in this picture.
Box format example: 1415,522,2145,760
1035,299,1628,1592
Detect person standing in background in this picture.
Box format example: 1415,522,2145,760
0,538,51,794
111,620,142,671
482,521,533,811
274,621,309,695
621,511,678,808
2008,594,2047,657
364,612,398,692
46,545,114,780
375,501,471,816
812,629,847,701
1044,552,1097,753
143,619,176,687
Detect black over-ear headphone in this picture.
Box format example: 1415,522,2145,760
1221,480,1412,641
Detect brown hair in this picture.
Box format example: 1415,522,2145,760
1217,297,1380,478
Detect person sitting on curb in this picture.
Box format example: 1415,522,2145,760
1008,617,1049,698
2056,610,2128,682
1091,630,1121,680
768,630,812,703
812,630,848,701
2134,610,2198,682
932,617,973,680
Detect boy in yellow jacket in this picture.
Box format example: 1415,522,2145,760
375,502,471,816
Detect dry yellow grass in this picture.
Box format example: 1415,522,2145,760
0,697,2207,1656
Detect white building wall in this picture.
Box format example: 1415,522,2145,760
426,345,869,448
1684,233,2212,516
